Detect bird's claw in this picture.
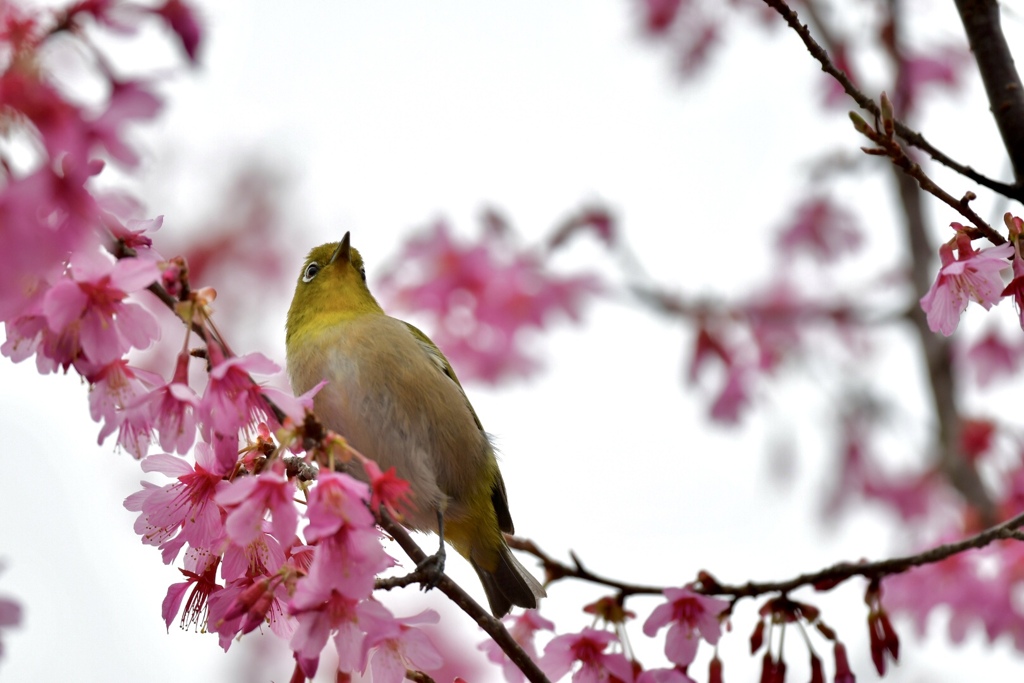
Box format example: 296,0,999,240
416,548,446,591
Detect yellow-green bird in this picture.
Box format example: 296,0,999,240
285,233,545,617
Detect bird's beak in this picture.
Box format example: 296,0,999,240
329,232,351,266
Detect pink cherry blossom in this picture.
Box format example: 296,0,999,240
919,232,1013,336
289,592,367,679
200,347,278,439
260,378,325,429
42,254,161,368
124,443,230,563
162,550,221,631
540,628,635,683
293,472,392,604
85,358,161,457
140,352,200,454
361,602,443,683
219,527,287,583
216,461,299,547
480,610,555,683
642,587,729,667
363,458,412,518
207,572,292,650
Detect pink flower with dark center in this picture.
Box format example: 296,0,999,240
361,602,443,683
293,473,392,604
162,551,221,632
540,628,635,683
216,461,299,547
219,527,286,583
42,254,160,367
124,443,229,563
208,572,292,650
289,592,366,679
200,346,278,439
643,587,729,667
920,232,1013,336
85,358,161,457
142,352,200,455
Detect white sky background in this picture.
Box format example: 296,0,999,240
3,1,1024,681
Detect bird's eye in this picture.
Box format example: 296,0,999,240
359,266,366,282
302,262,320,283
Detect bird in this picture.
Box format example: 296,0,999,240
285,232,545,617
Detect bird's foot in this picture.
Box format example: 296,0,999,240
416,546,446,591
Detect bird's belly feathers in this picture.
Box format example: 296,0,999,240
287,316,495,532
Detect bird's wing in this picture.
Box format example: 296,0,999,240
402,321,484,431
402,320,515,534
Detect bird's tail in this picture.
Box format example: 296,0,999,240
471,542,546,618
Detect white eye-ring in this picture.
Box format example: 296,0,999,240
302,262,320,283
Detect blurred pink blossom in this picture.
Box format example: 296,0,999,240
776,197,862,262
378,220,601,383
966,328,1020,386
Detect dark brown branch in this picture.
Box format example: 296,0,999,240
512,510,1024,603
507,536,664,598
954,0,1024,184
760,0,1023,201
376,513,551,683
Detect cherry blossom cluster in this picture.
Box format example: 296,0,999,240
0,3,451,680
480,588,730,683
376,212,603,383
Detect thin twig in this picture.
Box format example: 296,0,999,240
760,0,1022,202
511,509,1024,602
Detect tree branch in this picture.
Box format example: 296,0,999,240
954,0,1024,184
760,0,1023,201
376,513,551,683
511,509,1024,602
